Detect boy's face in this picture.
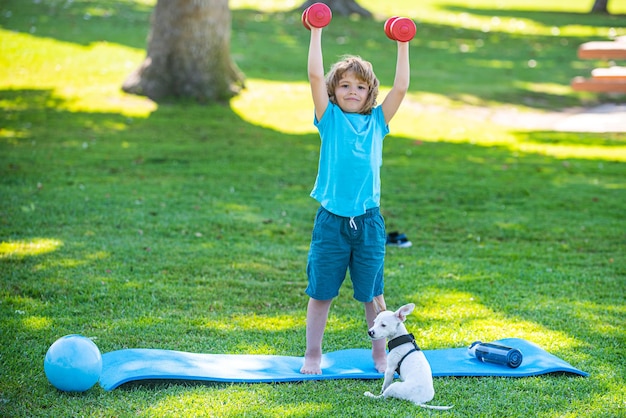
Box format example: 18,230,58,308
334,71,369,114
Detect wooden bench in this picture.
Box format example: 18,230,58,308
571,38,626,93
577,41,626,60
571,66,626,92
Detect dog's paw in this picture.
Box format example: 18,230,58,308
364,391,380,399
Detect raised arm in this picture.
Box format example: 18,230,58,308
308,27,329,121
381,41,410,124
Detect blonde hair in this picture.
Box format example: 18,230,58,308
325,55,379,115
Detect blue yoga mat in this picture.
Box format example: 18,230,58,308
99,338,587,391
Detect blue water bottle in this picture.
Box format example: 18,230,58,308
468,341,523,368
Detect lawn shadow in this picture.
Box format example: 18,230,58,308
1,87,623,387
440,4,626,27
0,0,151,48
379,135,624,356
0,86,315,321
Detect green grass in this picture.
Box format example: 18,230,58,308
1,0,625,416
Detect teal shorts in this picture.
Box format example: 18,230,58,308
306,206,386,302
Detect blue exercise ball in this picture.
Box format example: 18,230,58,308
44,334,102,392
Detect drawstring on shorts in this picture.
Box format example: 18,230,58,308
349,217,357,230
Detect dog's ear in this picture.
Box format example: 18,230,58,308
395,303,416,322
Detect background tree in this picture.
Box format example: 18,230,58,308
301,0,372,18
590,0,609,13
123,0,244,102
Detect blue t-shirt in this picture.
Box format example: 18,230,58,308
310,102,390,217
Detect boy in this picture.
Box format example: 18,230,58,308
300,24,410,375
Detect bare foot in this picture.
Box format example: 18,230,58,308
300,351,322,374
373,353,387,373
371,336,387,373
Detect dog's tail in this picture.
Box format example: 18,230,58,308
417,403,454,410
372,295,386,315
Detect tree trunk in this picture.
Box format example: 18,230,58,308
300,0,372,18
123,0,244,103
590,0,609,13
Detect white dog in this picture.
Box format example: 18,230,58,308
364,303,452,410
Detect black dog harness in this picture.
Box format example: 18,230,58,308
387,333,421,375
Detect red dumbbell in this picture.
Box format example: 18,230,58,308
302,2,332,30
384,16,399,39
384,16,416,42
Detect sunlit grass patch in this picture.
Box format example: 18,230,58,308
0,29,154,117
21,315,54,331
0,238,63,258
204,314,301,333
143,385,333,418
231,79,313,134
